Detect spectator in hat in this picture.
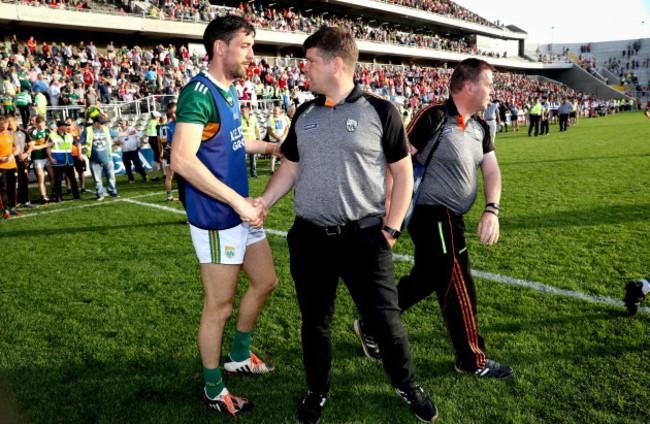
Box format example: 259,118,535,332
46,120,80,203
79,115,133,200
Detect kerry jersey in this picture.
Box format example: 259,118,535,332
176,72,247,230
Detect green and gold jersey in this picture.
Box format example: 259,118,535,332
2,95,14,109
30,128,49,160
176,71,235,142
18,72,30,88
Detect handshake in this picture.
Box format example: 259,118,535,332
236,196,269,229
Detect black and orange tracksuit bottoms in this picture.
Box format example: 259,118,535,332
398,205,487,372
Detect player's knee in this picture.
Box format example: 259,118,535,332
204,302,234,327
266,276,279,294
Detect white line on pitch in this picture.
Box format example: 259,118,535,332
121,197,186,214
8,195,647,314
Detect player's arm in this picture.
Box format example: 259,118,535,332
171,122,261,224
46,140,56,164
477,151,501,246
244,136,283,157
20,130,34,160
645,105,650,119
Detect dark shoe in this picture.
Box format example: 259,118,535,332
298,391,327,424
624,280,647,315
203,388,254,417
80,188,87,193
395,385,438,422
251,174,259,179
455,358,513,379
152,177,160,182
110,193,120,198
353,319,381,360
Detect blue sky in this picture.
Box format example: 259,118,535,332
454,0,650,44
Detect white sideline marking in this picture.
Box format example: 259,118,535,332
7,195,648,314
8,200,108,219
121,197,185,214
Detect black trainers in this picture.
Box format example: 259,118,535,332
298,391,327,424
455,358,513,379
203,388,254,417
394,385,438,422
624,280,647,315
353,319,381,360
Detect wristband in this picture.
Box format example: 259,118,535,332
265,142,274,155
483,209,499,218
486,202,499,210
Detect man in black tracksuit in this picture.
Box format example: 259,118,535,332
356,58,513,379
261,27,438,424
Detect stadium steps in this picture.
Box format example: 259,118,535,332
567,52,580,63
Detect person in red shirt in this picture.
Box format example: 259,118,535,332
27,36,36,55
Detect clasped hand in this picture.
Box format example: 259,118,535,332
237,197,269,229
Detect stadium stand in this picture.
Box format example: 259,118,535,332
0,0,638,134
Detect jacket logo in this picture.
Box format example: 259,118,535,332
443,128,452,135
346,119,358,132
225,246,236,259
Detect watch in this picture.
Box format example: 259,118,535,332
383,226,401,239
486,202,500,210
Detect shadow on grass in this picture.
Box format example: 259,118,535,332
1,220,186,238
503,203,650,230
0,352,442,424
501,152,650,166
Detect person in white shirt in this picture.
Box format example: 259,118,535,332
266,105,290,174
115,120,148,183
48,80,61,107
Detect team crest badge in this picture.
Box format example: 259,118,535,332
225,246,236,259
346,118,358,132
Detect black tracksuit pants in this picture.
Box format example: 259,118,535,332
287,217,417,394
398,205,486,372
559,114,569,131
528,115,540,136
0,167,17,210
16,159,30,205
53,165,79,200
122,150,148,182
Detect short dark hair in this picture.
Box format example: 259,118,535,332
303,26,358,72
203,15,255,62
449,58,496,94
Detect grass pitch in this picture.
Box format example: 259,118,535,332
1,112,649,423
